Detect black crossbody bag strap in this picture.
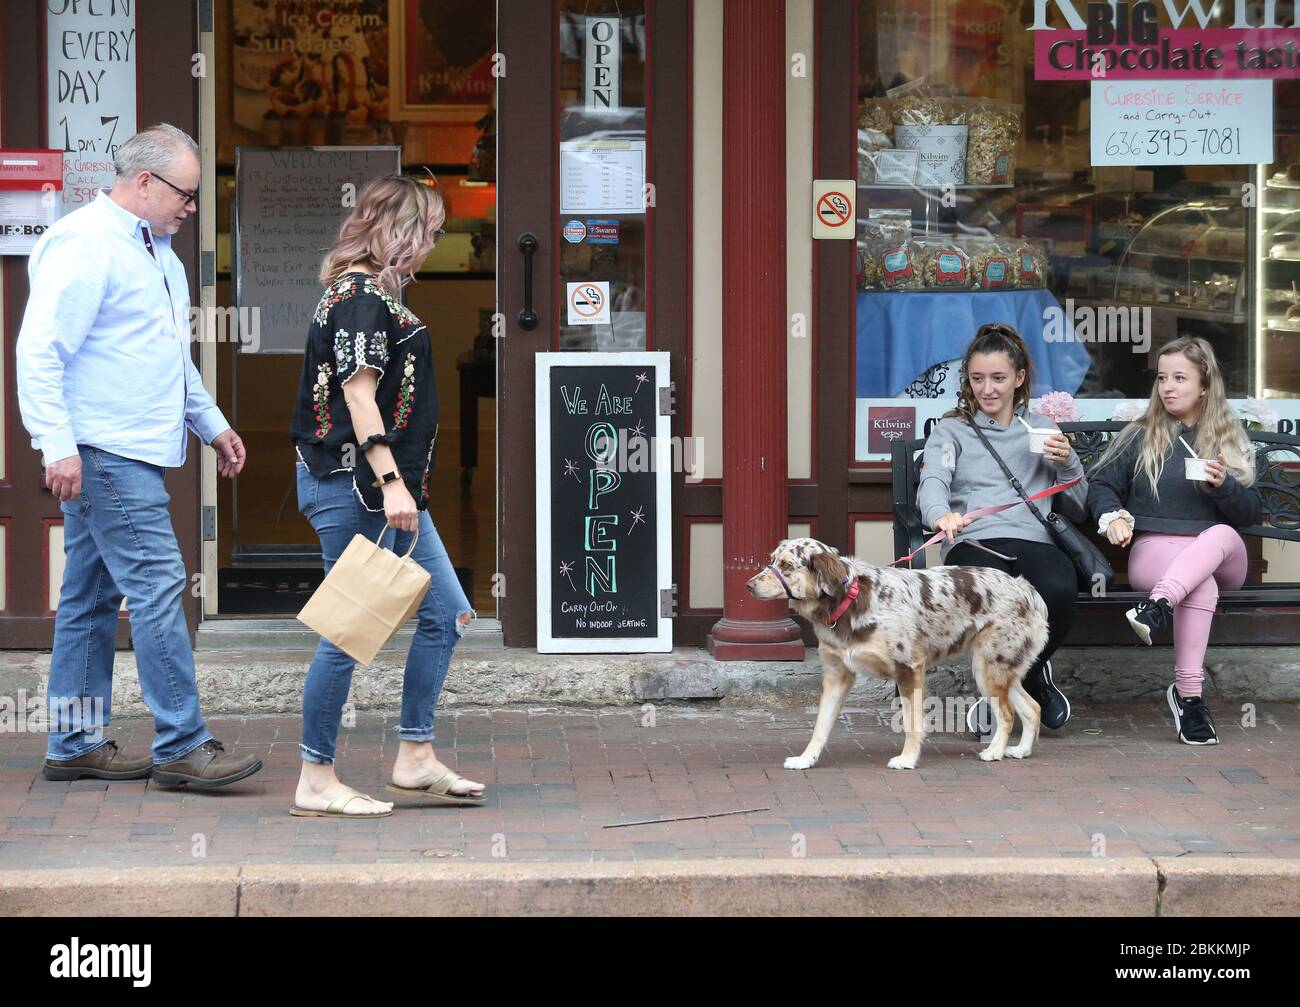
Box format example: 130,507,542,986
966,417,1057,533
965,415,1113,587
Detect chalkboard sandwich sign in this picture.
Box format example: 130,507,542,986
536,352,673,653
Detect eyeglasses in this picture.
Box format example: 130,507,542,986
149,170,198,207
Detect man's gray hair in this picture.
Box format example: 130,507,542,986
114,123,199,179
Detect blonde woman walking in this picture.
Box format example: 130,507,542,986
289,176,483,817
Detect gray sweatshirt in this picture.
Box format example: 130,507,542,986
917,408,1089,560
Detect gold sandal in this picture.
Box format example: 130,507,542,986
385,770,486,806
290,786,393,818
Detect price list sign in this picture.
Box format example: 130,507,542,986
560,140,646,215
1091,80,1273,166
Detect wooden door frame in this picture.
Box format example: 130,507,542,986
0,0,203,648
497,0,692,647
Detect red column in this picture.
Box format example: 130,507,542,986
708,0,804,661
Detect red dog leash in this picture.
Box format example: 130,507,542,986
889,477,1083,567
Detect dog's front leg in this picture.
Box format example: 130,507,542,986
785,650,855,770
888,661,925,770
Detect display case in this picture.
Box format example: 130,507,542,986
1259,131,1300,398
1114,198,1247,320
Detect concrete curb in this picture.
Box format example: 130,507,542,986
1154,857,1300,917
3,857,1297,916
5,645,1300,717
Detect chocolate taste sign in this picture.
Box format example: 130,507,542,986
536,353,672,653
1032,0,1300,79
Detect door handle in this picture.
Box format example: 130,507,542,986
517,232,539,331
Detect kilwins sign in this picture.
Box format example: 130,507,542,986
1032,1,1300,79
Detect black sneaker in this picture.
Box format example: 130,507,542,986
966,696,993,739
1127,597,1173,646
1167,684,1219,745
1023,660,1071,730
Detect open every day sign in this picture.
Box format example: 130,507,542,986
1090,79,1273,165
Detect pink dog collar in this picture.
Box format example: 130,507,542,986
823,578,860,627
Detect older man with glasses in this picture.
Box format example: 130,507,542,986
16,123,263,790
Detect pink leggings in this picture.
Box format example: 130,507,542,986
1127,525,1248,696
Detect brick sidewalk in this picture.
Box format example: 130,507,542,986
1,703,1297,870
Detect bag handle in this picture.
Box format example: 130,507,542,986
966,416,1060,534
373,522,420,559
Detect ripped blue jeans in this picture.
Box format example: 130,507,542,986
296,463,474,764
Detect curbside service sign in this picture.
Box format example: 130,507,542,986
1090,79,1273,165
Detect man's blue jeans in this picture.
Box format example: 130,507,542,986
46,447,212,764
296,463,474,765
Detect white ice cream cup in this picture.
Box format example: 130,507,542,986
1027,427,1056,454
1185,457,1210,481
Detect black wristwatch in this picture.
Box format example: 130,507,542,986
371,470,401,489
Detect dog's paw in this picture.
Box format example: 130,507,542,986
886,754,918,770
978,747,1005,762
784,755,816,771
1005,744,1032,760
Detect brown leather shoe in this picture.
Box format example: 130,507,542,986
152,739,263,790
43,740,152,782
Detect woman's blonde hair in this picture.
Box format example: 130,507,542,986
319,175,445,296
1095,336,1254,498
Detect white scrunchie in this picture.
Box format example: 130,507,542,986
1098,509,1134,535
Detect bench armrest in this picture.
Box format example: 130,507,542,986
893,501,928,569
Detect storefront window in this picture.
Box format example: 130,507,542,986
557,1,648,351
853,0,1300,462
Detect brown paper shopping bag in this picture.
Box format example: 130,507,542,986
297,524,432,665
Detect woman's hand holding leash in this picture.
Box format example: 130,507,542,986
936,512,971,543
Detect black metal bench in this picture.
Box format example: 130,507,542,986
891,421,1300,608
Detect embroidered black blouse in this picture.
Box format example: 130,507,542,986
290,273,439,512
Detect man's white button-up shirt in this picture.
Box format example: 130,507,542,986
17,189,229,467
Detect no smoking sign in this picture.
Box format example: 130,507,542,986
811,179,855,240
566,280,611,326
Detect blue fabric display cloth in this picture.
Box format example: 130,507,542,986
856,288,1091,399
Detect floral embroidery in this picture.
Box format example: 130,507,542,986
313,275,357,326
333,329,354,375
313,363,333,438
420,427,438,503
334,328,388,379
360,275,420,328
393,354,416,429
313,273,424,341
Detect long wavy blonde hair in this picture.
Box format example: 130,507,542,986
1095,336,1254,499
319,175,445,296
